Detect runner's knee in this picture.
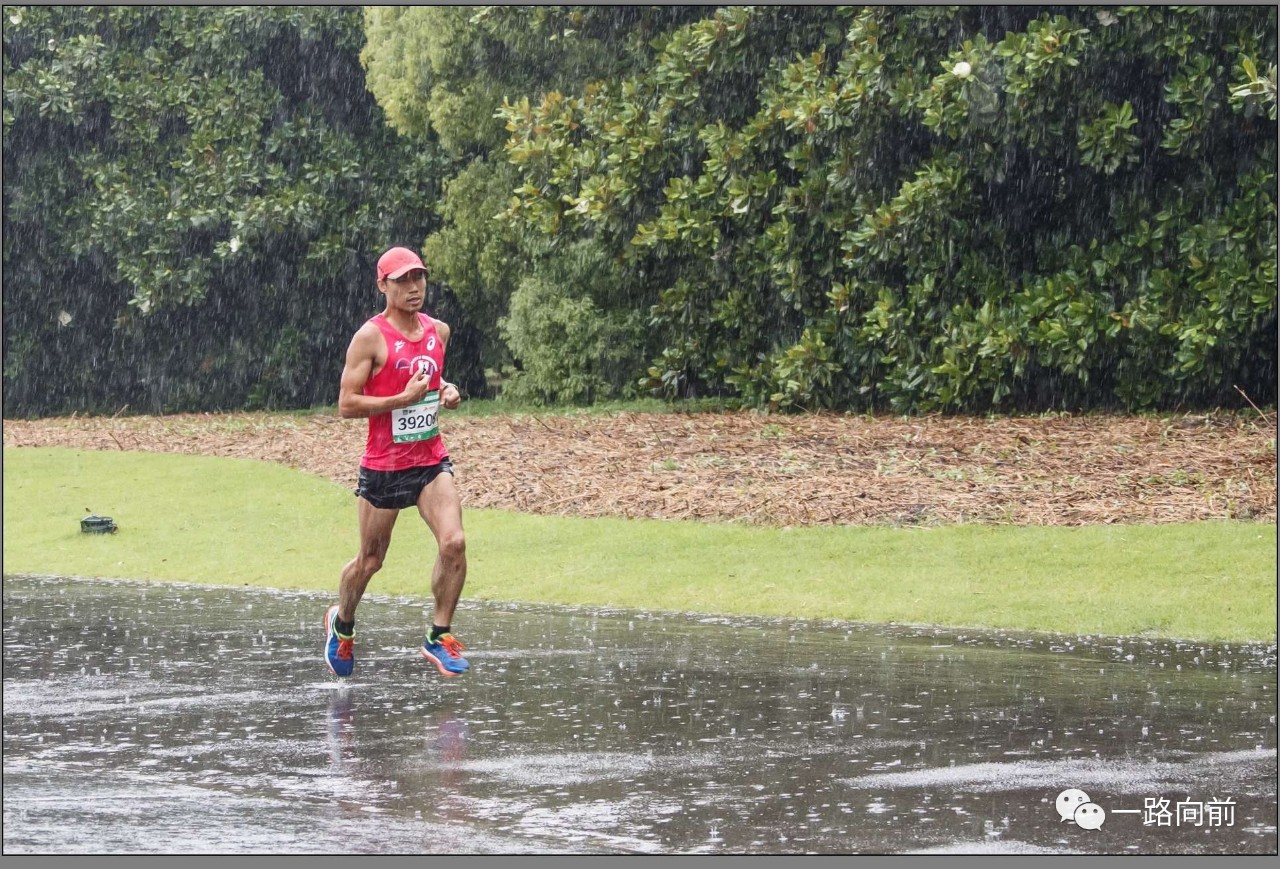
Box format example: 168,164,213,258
438,529,465,562
358,550,387,575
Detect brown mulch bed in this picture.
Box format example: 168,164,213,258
4,409,1275,526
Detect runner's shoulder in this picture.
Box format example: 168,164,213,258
349,319,388,357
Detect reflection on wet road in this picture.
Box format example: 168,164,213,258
3,574,1275,854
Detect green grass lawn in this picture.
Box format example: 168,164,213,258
3,446,1274,643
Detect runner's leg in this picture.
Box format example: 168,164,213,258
338,497,400,623
416,470,466,628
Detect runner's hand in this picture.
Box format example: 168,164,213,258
441,382,461,410
402,368,432,403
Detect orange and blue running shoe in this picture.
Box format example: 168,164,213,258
421,632,469,676
324,604,354,677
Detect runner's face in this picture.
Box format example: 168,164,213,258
380,269,427,312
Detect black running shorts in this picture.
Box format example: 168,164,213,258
355,459,454,510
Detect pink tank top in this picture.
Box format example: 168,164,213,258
361,313,449,471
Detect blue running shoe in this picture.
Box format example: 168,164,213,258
421,632,469,676
324,604,354,677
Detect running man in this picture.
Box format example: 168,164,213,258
324,245,470,679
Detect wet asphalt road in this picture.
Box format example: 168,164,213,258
2,574,1276,854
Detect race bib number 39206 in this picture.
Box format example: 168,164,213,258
392,390,439,443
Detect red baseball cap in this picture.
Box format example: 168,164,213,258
377,246,427,281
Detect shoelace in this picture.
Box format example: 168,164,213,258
438,634,465,657
337,637,354,661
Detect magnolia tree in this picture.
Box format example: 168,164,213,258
361,5,711,403
498,6,1276,411
3,6,443,415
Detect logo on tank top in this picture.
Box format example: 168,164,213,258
395,355,439,381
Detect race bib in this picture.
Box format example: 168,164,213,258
391,390,439,443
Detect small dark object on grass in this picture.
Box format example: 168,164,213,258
81,514,118,534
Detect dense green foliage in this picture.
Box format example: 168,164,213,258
498,6,1277,411
2,5,443,416
4,6,1275,416
361,6,713,401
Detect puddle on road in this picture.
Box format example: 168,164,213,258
3,574,1275,854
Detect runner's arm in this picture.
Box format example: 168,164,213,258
432,319,462,410
337,323,432,419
